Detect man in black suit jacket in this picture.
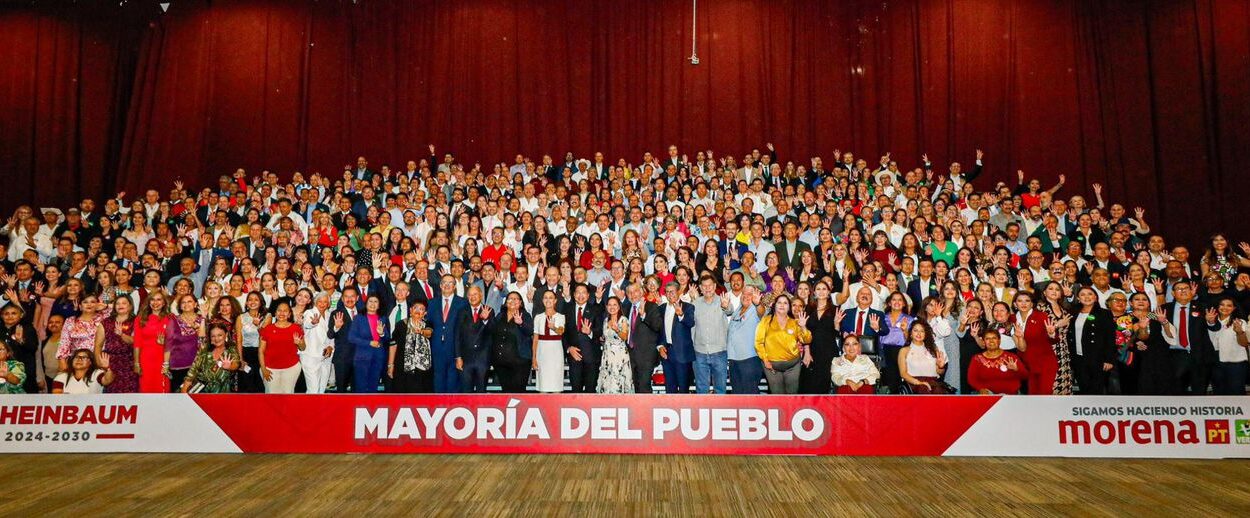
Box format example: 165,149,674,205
351,156,375,182
1066,291,1118,395
456,286,495,393
905,259,940,315
407,261,437,307
625,284,663,393
772,221,810,270
531,265,567,317
1161,280,1219,395
563,284,602,393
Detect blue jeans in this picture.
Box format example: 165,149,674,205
694,351,728,394
729,357,763,394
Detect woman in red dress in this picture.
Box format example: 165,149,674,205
134,290,173,393
1011,291,1057,395
968,328,1029,394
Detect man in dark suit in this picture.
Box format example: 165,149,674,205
905,258,941,315
351,186,382,222
839,287,888,386
456,285,495,393
195,193,229,226
296,188,329,225
531,265,567,317
589,152,611,180
347,266,379,311
375,264,407,316
773,221,810,270
429,274,468,393
407,260,437,307
663,145,687,173
1067,288,1118,394
1161,280,1219,395
658,282,696,394
326,287,361,392
599,260,630,306
351,156,375,182
563,284,602,393
625,283,663,393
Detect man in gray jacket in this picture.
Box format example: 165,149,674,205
691,274,731,394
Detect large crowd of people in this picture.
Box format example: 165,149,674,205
0,143,1246,396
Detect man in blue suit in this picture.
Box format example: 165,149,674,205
658,282,696,394
905,258,940,315
838,286,886,354
326,287,361,392
428,274,468,393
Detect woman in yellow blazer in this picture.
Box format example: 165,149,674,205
754,295,812,394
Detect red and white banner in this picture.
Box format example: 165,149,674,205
2,395,1247,457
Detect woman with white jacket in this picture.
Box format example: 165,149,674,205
300,293,334,393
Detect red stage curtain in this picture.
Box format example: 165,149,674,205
0,1,141,214
1,0,1249,247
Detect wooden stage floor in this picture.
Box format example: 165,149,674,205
5,454,1247,516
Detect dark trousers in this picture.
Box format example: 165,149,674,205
661,358,692,394
460,350,491,392
332,347,355,393
492,357,531,393
239,347,265,393
1167,350,1213,395
567,355,601,393
880,346,903,393
432,345,458,393
1073,354,1108,395
169,368,189,393
629,346,658,393
1213,361,1248,395
729,357,763,394
353,347,386,393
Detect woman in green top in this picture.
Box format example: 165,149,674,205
926,225,958,268
0,341,27,394
342,214,368,250
180,323,239,393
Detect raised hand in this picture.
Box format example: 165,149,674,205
869,313,881,331
1205,308,1218,324
975,149,984,161
98,352,111,369
1092,183,1102,196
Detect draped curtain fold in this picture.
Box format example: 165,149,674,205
2,0,1249,247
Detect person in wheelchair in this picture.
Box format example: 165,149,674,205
898,320,950,394
831,335,879,394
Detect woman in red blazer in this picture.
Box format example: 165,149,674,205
1012,291,1058,394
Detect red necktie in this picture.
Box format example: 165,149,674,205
1179,306,1189,349
855,312,865,335
473,307,479,324
577,307,583,328
424,282,432,299
443,300,450,322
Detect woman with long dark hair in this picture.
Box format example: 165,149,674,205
799,281,843,394
898,320,949,394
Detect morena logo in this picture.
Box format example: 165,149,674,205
1058,419,1201,445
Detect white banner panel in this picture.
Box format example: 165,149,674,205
944,396,1250,458
0,394,240,453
